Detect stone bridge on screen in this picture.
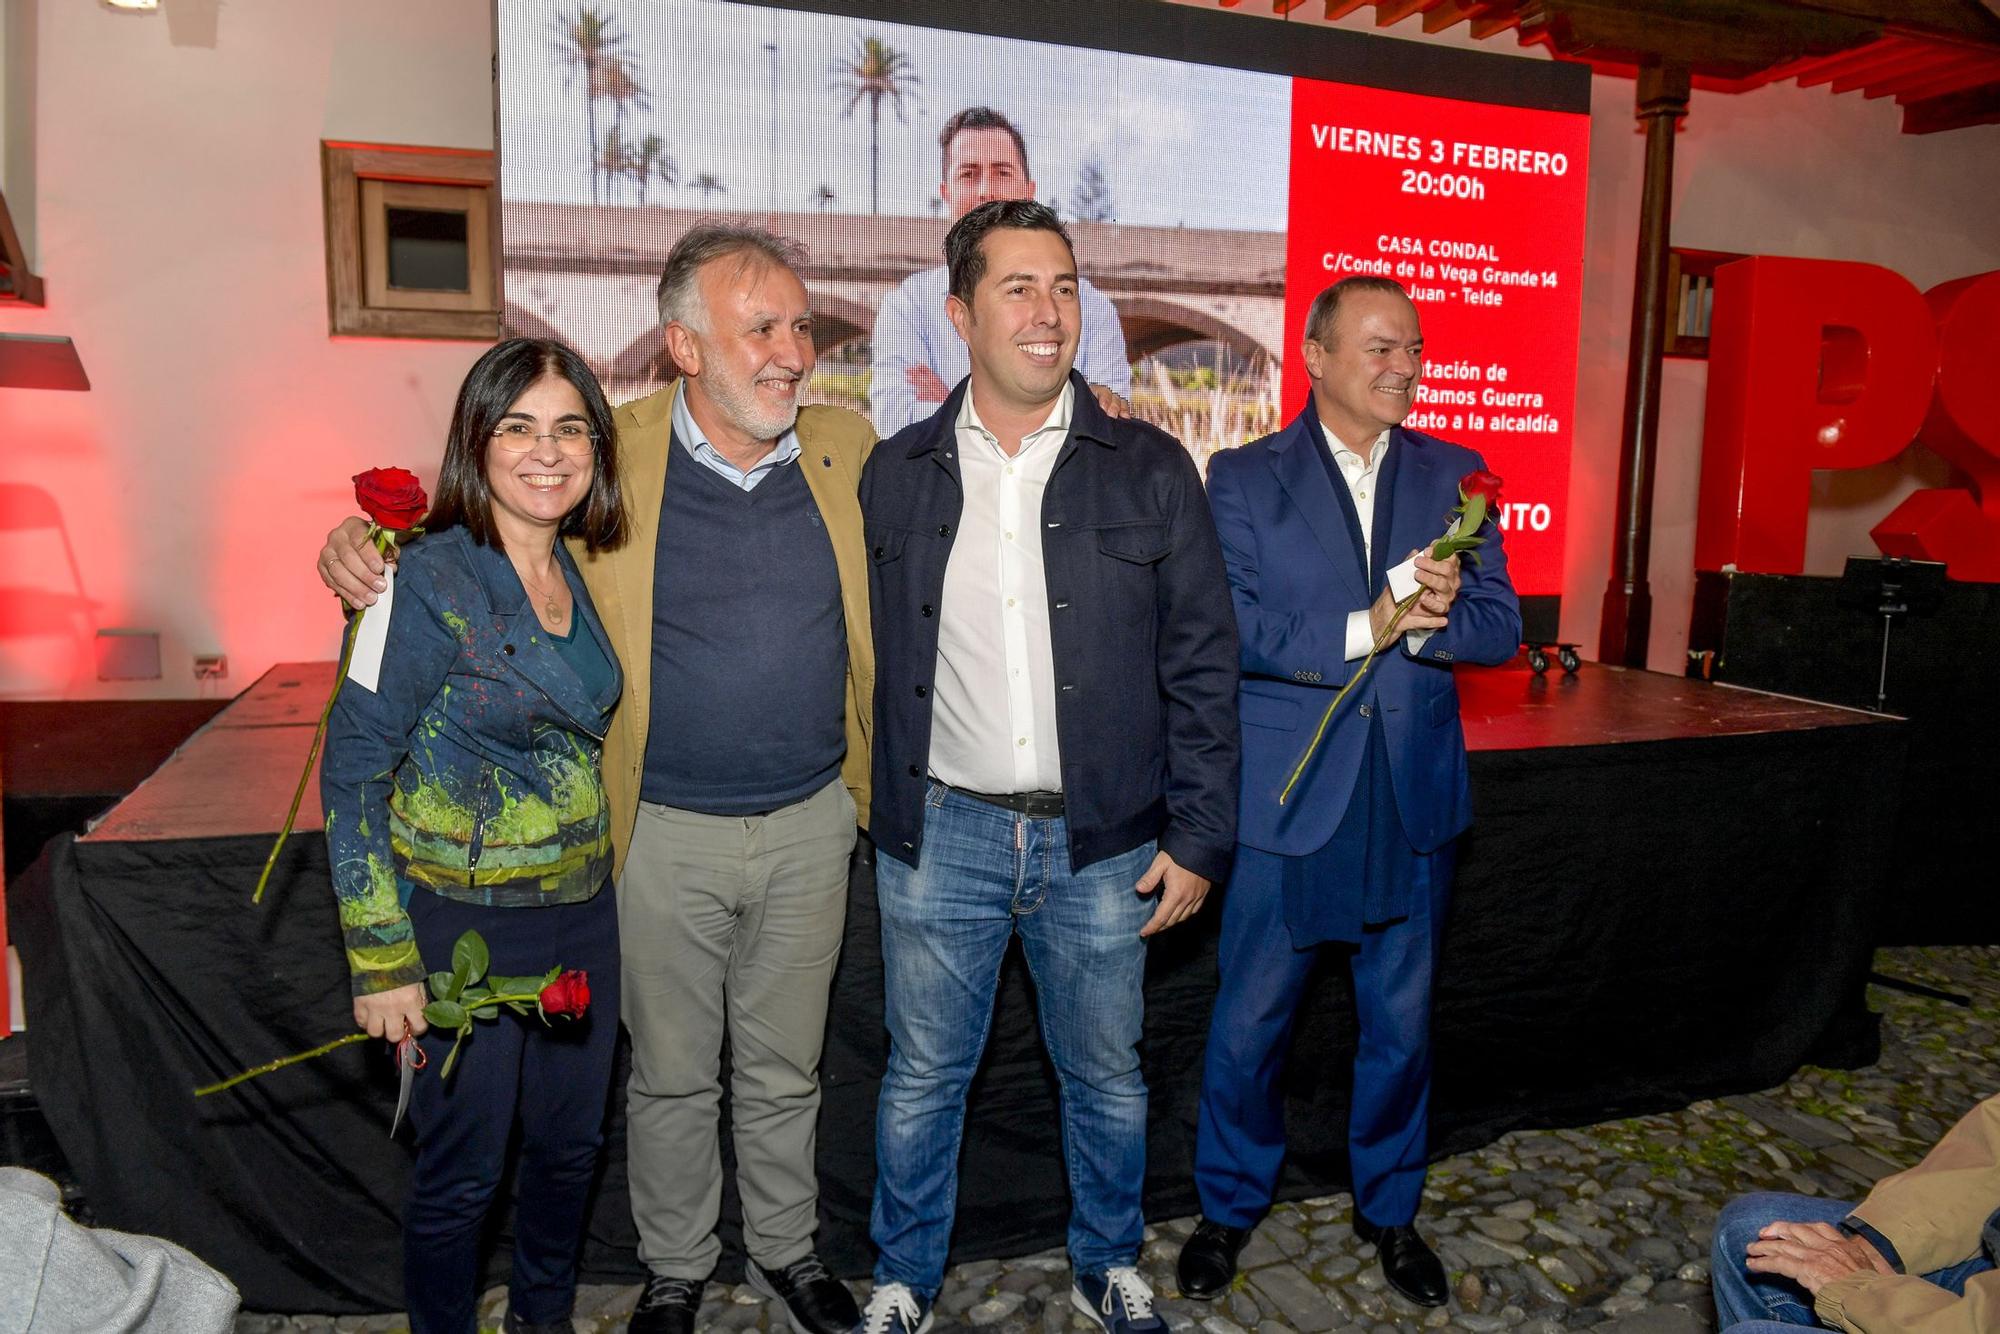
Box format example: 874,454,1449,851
502,202,1286,405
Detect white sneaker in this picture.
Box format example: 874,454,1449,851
853,1281,933,1334
1070,1266,1165,1333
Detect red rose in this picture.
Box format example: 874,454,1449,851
353,467,428,532
1461,470,1504,508
539,970,590,1018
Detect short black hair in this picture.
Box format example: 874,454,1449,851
945,199,1075,306
938,106,1030,182
1304,276,1412,345
426,337,626,553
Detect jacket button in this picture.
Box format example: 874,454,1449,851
907,765,920,778
921,604,933,617
873,545,885,558
503,644,515,655
901,841,914,851
937,524,952,538
1359,704,1373,718
914,685,928,698
822,455,832,467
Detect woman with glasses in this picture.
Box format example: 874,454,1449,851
320,337,627,1334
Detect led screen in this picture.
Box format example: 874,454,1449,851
498,0,1588,596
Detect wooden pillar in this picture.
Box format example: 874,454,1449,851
1598,62,1691,668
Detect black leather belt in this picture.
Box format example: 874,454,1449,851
949,786,1065,818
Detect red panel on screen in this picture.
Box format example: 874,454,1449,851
1282,80,1590,597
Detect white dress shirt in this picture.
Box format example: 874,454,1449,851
1325,427,1430,661
927,383,1074,794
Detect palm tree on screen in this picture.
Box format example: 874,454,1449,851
634,135,677,206
552,6,629,205
599,125,635,204
691,172,728,208
598,54,651,160
832,35,919,215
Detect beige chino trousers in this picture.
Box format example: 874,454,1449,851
618,777,856,1278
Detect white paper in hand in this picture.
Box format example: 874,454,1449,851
1387,555,1422,604
345,564,394,694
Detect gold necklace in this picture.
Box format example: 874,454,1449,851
515,559,568,625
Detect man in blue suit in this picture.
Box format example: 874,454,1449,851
1175,276,1520,1308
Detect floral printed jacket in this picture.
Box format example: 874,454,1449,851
320,525,622,996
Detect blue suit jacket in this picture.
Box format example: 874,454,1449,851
1205,411,1520,860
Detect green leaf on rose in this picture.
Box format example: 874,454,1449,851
440,1031,467,1080
451,931,490,986
424,1000,468,1029
428,970,458,1001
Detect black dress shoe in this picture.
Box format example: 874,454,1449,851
1353,1214,1448,1307
1176,1218,1253,1300
627,1274,703,1334
748,1253,860,1334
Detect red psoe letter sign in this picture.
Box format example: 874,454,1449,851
1872,272,2000,579
1694,257,1937,574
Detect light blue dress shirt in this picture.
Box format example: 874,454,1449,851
868,264,1132,437
671,384,803,492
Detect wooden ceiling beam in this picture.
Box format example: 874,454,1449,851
1792,39,1907,85
1892,54,2000,99
1820,42,1960,93
1867,50,2000,96
1375,0,1431,26
1422,0,1487,33
1859,45,1989,90
1832,54,1975,95
1527,0,1881,77
1901,78,2000,131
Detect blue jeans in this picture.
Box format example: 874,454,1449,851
870,783,1157,1298
1712,1191,1994,1331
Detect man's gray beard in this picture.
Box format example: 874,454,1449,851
705,368,805,444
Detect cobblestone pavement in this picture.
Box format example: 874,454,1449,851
243,945,2000,1334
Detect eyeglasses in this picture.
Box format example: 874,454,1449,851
490,422,598,455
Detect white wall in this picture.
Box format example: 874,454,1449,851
0,0,493,699
5,0,1997,698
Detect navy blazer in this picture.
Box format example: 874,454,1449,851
1205,411,1520,860
321,525,623,995
862,372,1241,882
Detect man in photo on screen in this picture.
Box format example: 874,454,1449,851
316,224,871,1334
867,106,1132,437
853,198,1239,1334
1176,276,1519,1311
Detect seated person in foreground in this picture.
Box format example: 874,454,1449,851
1712,1091,1999,1333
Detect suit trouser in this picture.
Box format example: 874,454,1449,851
1194,840,1453,1230
618,778,856,1278
403,887,620,1334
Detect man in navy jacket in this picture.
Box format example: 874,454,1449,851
1177,277,1520,1310
856,199,1239,1334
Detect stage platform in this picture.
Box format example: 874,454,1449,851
15,661,1903,1311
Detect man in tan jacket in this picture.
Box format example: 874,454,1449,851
1713,1092,1999,1333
